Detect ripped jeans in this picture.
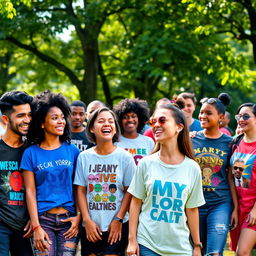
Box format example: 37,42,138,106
32,212,79,256
199,202,232,256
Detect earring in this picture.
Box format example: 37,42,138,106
219,120,222,125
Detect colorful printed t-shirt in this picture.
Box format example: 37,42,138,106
0,140,28,230
192,132,232,205
128,154,205,255
20,142,79,215
229,139,256,250
115,134,154,165
74,146,136,232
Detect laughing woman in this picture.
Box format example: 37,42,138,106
74,107,136,256
127,102,205,256
21,91,80,256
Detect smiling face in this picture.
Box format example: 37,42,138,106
233,161,245,179
6,104,32,136
90,110,116,142
42,107,66,137
236,106,256,134
199,103,223,129
182,98,196,119
121,112,139,136
151,108,183,144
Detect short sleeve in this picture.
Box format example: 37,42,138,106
185,163,205,208
128,160,146,200
20,147,34,172
123,153,136,187
73,153,87,187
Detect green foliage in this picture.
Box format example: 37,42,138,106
0,0,255,110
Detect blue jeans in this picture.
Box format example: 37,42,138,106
0,220,33,256
32,212,79,256
139,244,160,256
199,202,232,255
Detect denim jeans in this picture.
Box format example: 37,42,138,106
32,212,79,256
0,220,33,256
139,244,160,256
199,202,232,256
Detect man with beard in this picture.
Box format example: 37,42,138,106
0,91,33,255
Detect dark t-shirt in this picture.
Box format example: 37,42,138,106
192,132,232,205
0,140,28,230
71,130,93,152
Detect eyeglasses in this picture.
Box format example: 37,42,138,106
235,113,252,121
233,166,244,172
148,116,167,127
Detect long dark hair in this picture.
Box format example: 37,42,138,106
151,103,195,160
28,90,71,144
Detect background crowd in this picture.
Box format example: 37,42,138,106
0,89,256,256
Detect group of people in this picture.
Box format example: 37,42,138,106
0,90,256,256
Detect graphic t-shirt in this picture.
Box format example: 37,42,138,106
116,134,154,165
229,139,256,250
128,154,205,255
190,119,202,132
0,140,28,230
71,130,93,152
20,142,79,215
74,146,136,231
192,132,232,205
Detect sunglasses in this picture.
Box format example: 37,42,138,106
201,98,218,104
233,166,244,172
148,116,167,127
235,113,252,121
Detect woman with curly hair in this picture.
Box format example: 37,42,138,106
21,91,80,255
192,93,238,255
113,98,154,165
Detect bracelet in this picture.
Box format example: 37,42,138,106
193,242,203,249
32,225,41,232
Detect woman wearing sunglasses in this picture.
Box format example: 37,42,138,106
229,103,256,255
127,102,205,256
74,107,136,256
192,93,238,255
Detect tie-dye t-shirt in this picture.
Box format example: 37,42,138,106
74,146,135,231
192,132,232,205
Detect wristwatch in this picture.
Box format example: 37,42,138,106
114,216,123,223
193,242,203,249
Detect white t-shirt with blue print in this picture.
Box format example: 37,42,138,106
128,154,205,256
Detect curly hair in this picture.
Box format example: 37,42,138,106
113,98,150,133
0,91,33,117
27,90,71,144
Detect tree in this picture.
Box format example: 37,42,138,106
0,0,254,107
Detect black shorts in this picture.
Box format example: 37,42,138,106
80,221,128,256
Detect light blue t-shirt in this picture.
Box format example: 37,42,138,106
20,142,80,215
190,119,202,132
74,146,136,231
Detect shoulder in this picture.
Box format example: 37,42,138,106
115,146,134,159
138,134,154,144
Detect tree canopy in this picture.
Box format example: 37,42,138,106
0,0,255,112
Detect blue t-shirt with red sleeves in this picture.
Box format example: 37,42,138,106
192,132,232,205
20,142,80,215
